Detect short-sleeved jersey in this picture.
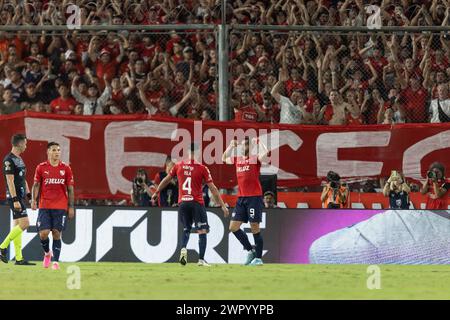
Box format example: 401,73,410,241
426,178,450,210
2,153,27,199
233,156,263,197
34,161,74,210
169,159,212,205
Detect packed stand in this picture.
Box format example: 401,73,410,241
0,0,220,120
230,0,450,124
0,0,449,124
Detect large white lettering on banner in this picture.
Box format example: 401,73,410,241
25,118,91,164
402,130,450,179
316,131,391,177
104,121,178,194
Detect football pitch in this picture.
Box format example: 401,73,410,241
1,262,450,300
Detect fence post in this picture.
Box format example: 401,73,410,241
218,23,229,121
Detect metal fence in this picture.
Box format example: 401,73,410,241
229,26,450,125
0,27,219,120
1,24,449,125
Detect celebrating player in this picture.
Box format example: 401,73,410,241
0,133,35,265
222,137,269,266
31,142,75,270
152,142,229,266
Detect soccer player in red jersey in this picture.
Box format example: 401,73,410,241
152,143,229,266
420,162,449,210
222,137,269,266
31,142,75,270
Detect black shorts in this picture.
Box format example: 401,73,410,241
37,209,67,232
7,198,28,220
232,196,264,223
179,201,209,232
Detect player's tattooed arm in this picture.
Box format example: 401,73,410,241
67,185,75,220
222,140,237,164
68,185,75,208
207,182,229,217
151,174,173,202
31,182,40,210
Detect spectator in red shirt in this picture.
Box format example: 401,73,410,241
369,46,389,78
88,36,124,89
140,36,161,63
261,90,280,124
400,77,428,123
119,49,140,75
232,90,264,123
49,83,76,115
420,162,450,210
344,89,363,125
285,67,307,97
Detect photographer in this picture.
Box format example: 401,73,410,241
263,191,277,209
420,162,450,209
321,171,349,209
130,168,155,207
383,170,410,209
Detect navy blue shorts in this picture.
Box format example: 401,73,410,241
7,198,28,220
179,201,209,232
232,196,264,223
37,209,67,232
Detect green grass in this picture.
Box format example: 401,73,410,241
1,262,450,299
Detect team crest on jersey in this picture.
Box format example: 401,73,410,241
60,170,65,176
4,161,10,170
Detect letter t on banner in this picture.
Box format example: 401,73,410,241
105,121,178,194
25,118,91,164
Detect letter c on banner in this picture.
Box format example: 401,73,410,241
403,130,450,179
316,131,391,177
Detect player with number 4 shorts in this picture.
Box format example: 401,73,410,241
153,143,229,267
223,137,269,266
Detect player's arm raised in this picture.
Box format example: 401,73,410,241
206,182,229,218
253,137,270,164
222,139,237,165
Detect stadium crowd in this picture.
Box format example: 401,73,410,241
0,0,448,124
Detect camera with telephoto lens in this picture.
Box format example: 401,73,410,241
389,96,397,104
427,170,437,180
134,177,144,187
327,171,341,189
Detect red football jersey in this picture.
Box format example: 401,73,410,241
50,97,77,115
34,161,74,210
233,156,263,197
169,159,212,205
234,105,258,122
425,178,450,210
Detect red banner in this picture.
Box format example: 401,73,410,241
1,112,449,199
